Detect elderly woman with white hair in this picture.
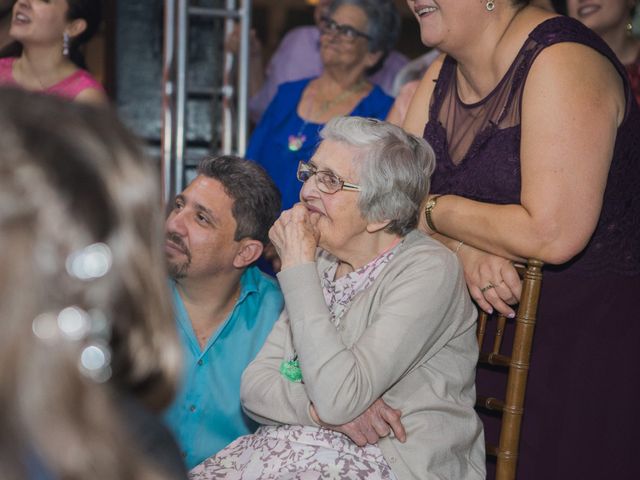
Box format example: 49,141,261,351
189,116,485,480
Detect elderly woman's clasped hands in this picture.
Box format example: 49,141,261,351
269,204,321,270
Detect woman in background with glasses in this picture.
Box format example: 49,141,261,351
190,117,485,480
245,0,399,214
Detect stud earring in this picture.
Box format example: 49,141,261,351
486,0,495,11
63,32,70,57
626,22,633,37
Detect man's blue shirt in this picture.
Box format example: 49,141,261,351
163,266,283,469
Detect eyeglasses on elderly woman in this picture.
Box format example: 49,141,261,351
296,160,361,194
319,15,371,43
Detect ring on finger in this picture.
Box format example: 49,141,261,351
480,283,496,293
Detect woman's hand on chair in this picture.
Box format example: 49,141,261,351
457,244,522,317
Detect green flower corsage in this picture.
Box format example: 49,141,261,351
280,356,303,383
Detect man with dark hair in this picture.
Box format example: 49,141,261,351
163,155,284,470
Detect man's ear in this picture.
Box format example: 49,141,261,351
365,219,391,234
232,238,264,268
66,18,87,40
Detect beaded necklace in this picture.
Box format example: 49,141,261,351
288,79,367,152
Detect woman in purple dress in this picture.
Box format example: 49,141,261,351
403,1,640,479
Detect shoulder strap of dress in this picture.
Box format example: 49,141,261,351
528,16,633,115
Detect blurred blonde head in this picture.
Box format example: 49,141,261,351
0,88,181,480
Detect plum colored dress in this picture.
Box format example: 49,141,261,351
424,17,640,480
0,57,104,100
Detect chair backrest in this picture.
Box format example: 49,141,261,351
475,259,544,480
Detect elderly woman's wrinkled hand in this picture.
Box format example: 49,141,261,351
457,244,522,317
311,399,406,447
269,204,321,271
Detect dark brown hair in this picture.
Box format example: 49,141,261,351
197,155,281,245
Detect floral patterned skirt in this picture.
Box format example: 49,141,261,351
189,425,398,480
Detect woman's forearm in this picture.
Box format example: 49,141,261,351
429,195,594,264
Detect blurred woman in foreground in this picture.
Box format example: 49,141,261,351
0,89,185,480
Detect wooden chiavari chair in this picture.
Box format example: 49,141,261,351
475,259,544,480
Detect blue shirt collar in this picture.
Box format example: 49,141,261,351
170,266,264,354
